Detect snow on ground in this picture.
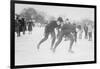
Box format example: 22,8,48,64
15,27,94,65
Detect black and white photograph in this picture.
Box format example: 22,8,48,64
11,0,96,68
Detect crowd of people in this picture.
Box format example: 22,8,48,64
15,15,94,53
15,15,35,37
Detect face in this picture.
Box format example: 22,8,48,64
32,20,35,22
57,21,61,25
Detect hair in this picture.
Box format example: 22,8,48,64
57,17,63,22
66,18,69,21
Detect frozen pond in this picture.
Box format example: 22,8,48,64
15,27,94,65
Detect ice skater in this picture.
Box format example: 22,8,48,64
52,23,77,53
37,17,63,50
87,24,93,41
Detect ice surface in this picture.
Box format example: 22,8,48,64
15,27,94,65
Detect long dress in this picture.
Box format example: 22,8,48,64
28,21,33,32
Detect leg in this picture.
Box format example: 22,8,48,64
74,32,77,42
85,31,88,39
88,32,90,41
16,31,19,37
88,32,92,41
16,29,19,37
53,31,63,52
50,31,56,50
79,31,82,39
86,31,88,39
17,26,20,37
85,31,86,39
37,33,49,50
57,28,60,39
17,29,20,37
18,26,21,36
90,32,92,41
68,34,75,53
23,26,25,35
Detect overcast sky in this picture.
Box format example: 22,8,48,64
15,3,94,22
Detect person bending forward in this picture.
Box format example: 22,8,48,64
53,23,76,53
37,17,63,50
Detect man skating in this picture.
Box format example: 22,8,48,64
37,17,63,50
53,23,76,53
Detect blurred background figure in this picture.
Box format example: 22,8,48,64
87,24,93,41
72,23,77,42
28,19,33,34
15,15,23,37
65,18,70,24
21,17,26,35
15,15,21,37
77,25,83,39
84,24,88,39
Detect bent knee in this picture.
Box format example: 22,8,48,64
43,36,48,40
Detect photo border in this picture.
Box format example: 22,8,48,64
10,0,97,69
